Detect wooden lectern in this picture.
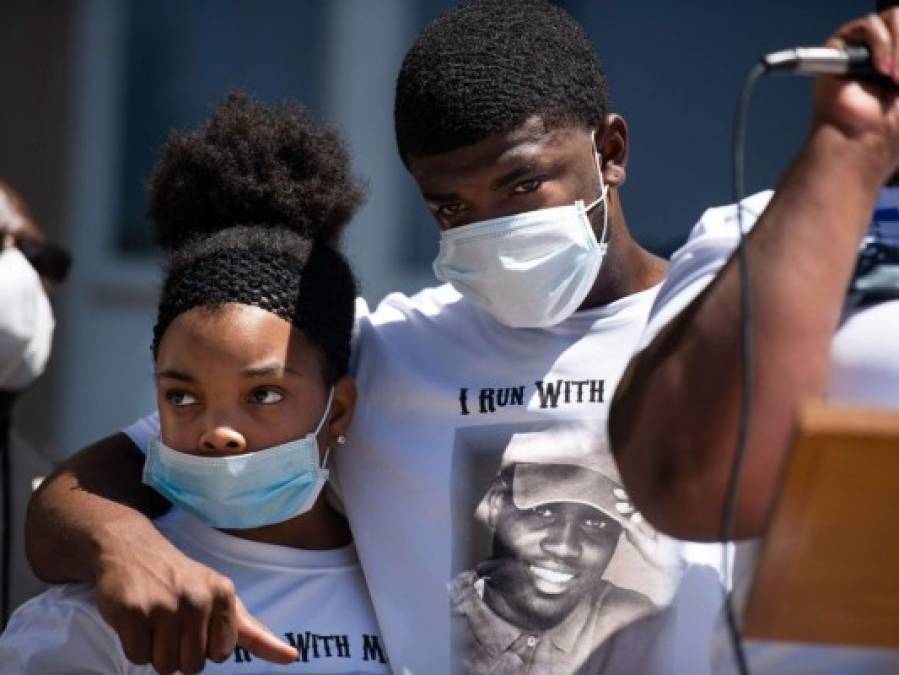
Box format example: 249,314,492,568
742,402,899,648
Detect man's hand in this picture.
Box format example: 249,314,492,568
27,435,296,673
95,536,298,674
813,10,899,181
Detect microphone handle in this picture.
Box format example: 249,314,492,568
763,45,893,83
844,45,881,79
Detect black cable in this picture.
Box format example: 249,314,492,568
0,391,14,630
720,59,768,675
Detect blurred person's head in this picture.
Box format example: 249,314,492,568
0,180,71,286
0,179,41,245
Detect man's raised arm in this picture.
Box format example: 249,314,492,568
610,11,899,541
25,434,298,674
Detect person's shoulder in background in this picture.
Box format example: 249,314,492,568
638,190,774,351
0,583,141,674
354,283,463,329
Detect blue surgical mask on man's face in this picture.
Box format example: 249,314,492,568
142,389,334,529
432,131,609,328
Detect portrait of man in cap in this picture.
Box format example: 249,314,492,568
449,422,670,674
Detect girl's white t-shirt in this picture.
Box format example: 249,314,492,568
0,508,390,674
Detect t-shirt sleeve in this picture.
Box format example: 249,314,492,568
348,296,371,378
121,412,160,456
638,190,773,350
0,586,132,674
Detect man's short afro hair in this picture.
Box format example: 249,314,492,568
394,0,609,164
151,91,365,251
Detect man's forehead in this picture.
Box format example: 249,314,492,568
408,117,588,185
502,116,563,152
510,461,627,525
533,499,614,519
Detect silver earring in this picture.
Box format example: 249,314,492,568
337,434,346,446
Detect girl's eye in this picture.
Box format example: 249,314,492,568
165,391,198,407
249,388,284,405
512,177,544,194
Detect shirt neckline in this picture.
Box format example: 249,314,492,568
156,507,359,571
472,282,663,337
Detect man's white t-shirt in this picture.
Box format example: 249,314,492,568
0,509,389,674
642,190,899,674
122,283,682,674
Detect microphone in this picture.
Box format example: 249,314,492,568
764,0,899,79
761,45,882,78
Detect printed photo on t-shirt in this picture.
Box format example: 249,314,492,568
448,419,677,674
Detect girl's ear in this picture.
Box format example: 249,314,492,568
326,375,357,448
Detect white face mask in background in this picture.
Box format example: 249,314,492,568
432,131,609,328
0,246,55,390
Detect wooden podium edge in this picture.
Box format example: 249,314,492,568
797,401,899,438
742,400,899,647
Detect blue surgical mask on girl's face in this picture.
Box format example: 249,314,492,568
142,389,334,530
432,131,609,328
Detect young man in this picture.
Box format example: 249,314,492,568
26,2,672,673
609,7,899,673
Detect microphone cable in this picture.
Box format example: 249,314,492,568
720,58,766,675
722,22,896,674
0,391,14,630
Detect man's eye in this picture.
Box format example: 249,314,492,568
165,391,198,407
435,203,466,218
581,517,609,532
249,388,284,405
533,505,556,519
511,177,544,194
582,517,620,537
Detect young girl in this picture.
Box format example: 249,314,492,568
0,93,389,674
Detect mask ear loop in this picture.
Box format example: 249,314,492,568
313,387,336,469
585,130,610,250
313,388,336,435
